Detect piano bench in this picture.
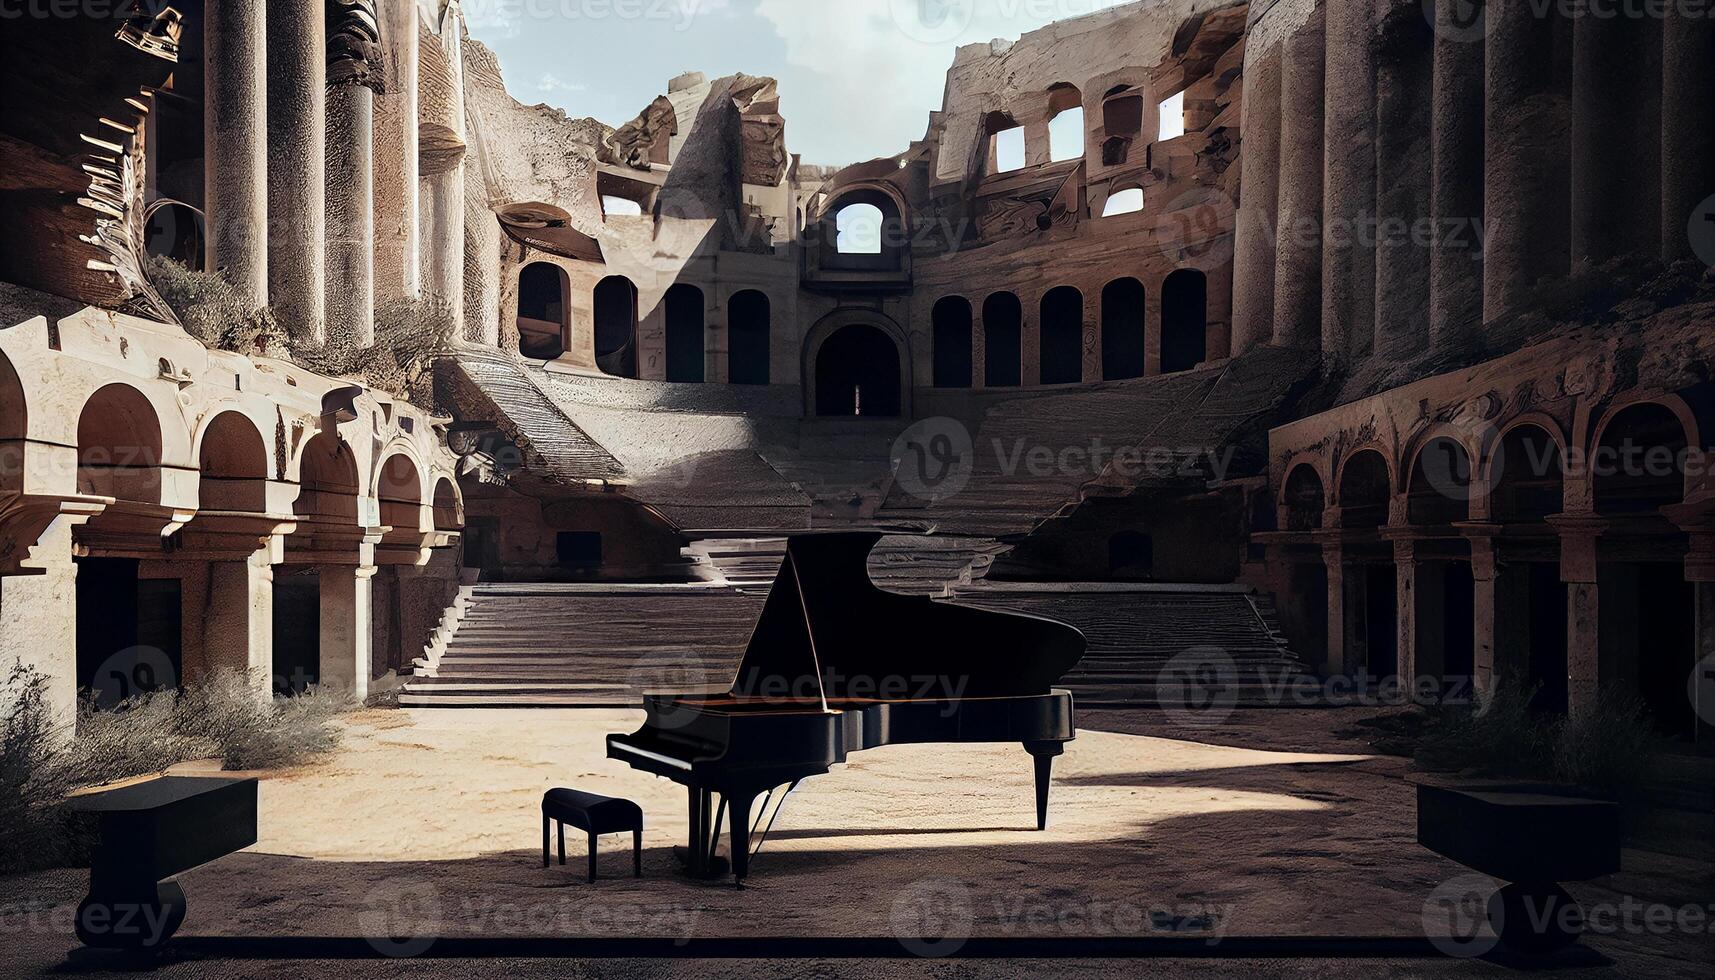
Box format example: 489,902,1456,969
541,788,644,882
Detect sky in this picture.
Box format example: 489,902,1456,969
461,0,1136,167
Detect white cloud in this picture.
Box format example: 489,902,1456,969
537,72,587,94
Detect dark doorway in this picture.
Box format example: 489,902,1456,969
1161,268,1207,373
932,296,973,388
664,284,705,383
983,292,1022,387
1108,531,1154,579
1614,563,1697,737
556,531,603,569
461,517,503,580
516,262,567,359
1101,278,1145,380
1526,561,1569,714
815,324,901,417
273,570,320,695
1039,286,1083,385
76,557,178,704
1440,562,1476,697
729,290,771,385
594,276,638,379
1365,565,1398,683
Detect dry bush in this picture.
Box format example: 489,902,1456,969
1552,691,1662,801
144,255,285,356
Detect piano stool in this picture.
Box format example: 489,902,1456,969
541,788,644,882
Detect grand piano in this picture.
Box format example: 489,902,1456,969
608,532,1086,885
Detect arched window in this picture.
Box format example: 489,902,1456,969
294,433,360,525
836,203,884,254
1100,278,1145,380
593,276,638,379
516,262,567,360
1338,451,1391,529
1047,84,1085,163
932,296,973,389
377,454,423,532
986,110,1025,174
983,292,1023,387
1491,425,1564,523
664,283,705,383
1158,90,1186,141
1283,464,1326,531
1161,269,1207,373
1101,86,1143,166
728,290,771,385
1408,438,1472,526
1594,404,1689,515
1101,187,1145,217
199,412,269,513
77,385,162,504
815,324,900,417
1039,286,1083,385
142,200,205,271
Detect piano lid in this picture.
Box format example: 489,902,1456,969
728,533,1085,702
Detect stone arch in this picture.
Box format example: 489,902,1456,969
817,186,909,271
1101,277,1146,381
197,411,270,512
664,283,706,383
1487,419,1567,523
728,289,771,386
932,295,973,389
1336,448,1393,528
1046,82,1085,162
1406,435,1475,526
1039,285,1083,385
594,275,639,379
516,261,569,360
983,291,1023,387
1282,462,1327,532
294,432,361,524
375,452,424,532
803,310,911,418
1590,397,1699,513
77,384,163,503
0,350,25,491
431,476,464,531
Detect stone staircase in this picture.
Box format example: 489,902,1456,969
754,418,904,524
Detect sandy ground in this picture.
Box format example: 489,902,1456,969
3,707,1710,978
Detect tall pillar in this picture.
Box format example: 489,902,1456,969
1662,12,1715,261
1321,0,1376,361
1468,534,1499,699
1571,11,1662,267
1373,11,1432,358
1552,514,1604,718
1393,537,1417,696
1429,0,1485,350
971,305,988,389
1231,44,1282,356
318,564,375,701
463,163,501,346
0,527,79,733
267,0,326,345
204,0,269,305
326,4,383,348
1322,544,1347,677
419,9,467,326
201,550,275,700
1272,12,1325,351
374,0,422,304
1485,1,1571,320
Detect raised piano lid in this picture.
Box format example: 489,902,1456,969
727,532,1085,703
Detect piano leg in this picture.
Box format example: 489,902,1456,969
1024,740,1065,831
728,792,756,886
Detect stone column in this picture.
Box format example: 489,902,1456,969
418,11,466,326
267,0,326,345
1662,11,1715,261
1695,581,1715,738
1468,533,1499,699
462,165,501,346
325,4,383,348
1485,0,1571,321
1552,514,1604,718
0,529,78,733
1231,44,1282,356
1322,543,1346,677
204,0,269,306
1321,0,1376,361
1022,301,1042,387
374,0,422,304
201,550,275,700
1373,12,1432,359
1272,12,1325,351
1393,537,1417,697
1429,0,1485,350
318,564,376,702
971,305,987,389
1571,11,1662,267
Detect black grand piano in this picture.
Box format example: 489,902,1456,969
607,532,1086,885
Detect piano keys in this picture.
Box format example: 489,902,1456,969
607,532,1086,885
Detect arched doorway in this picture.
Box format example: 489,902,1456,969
983,292,1023,387
664,283,705,383
376,454,423,532
1039,286,1083,385
293,433,360,525
1593,402,1695,735
814,324,902,417
932,296,973,389
1490,424,1567,714
1161,269,1207,373
78,384,163,504
1408,437,1475,697
1101,278,1145,380
516,262,568,360
594,276,638,379
198,412,270,513
1340,450,1395,682
728,290,771,385
1284,464,1325,532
